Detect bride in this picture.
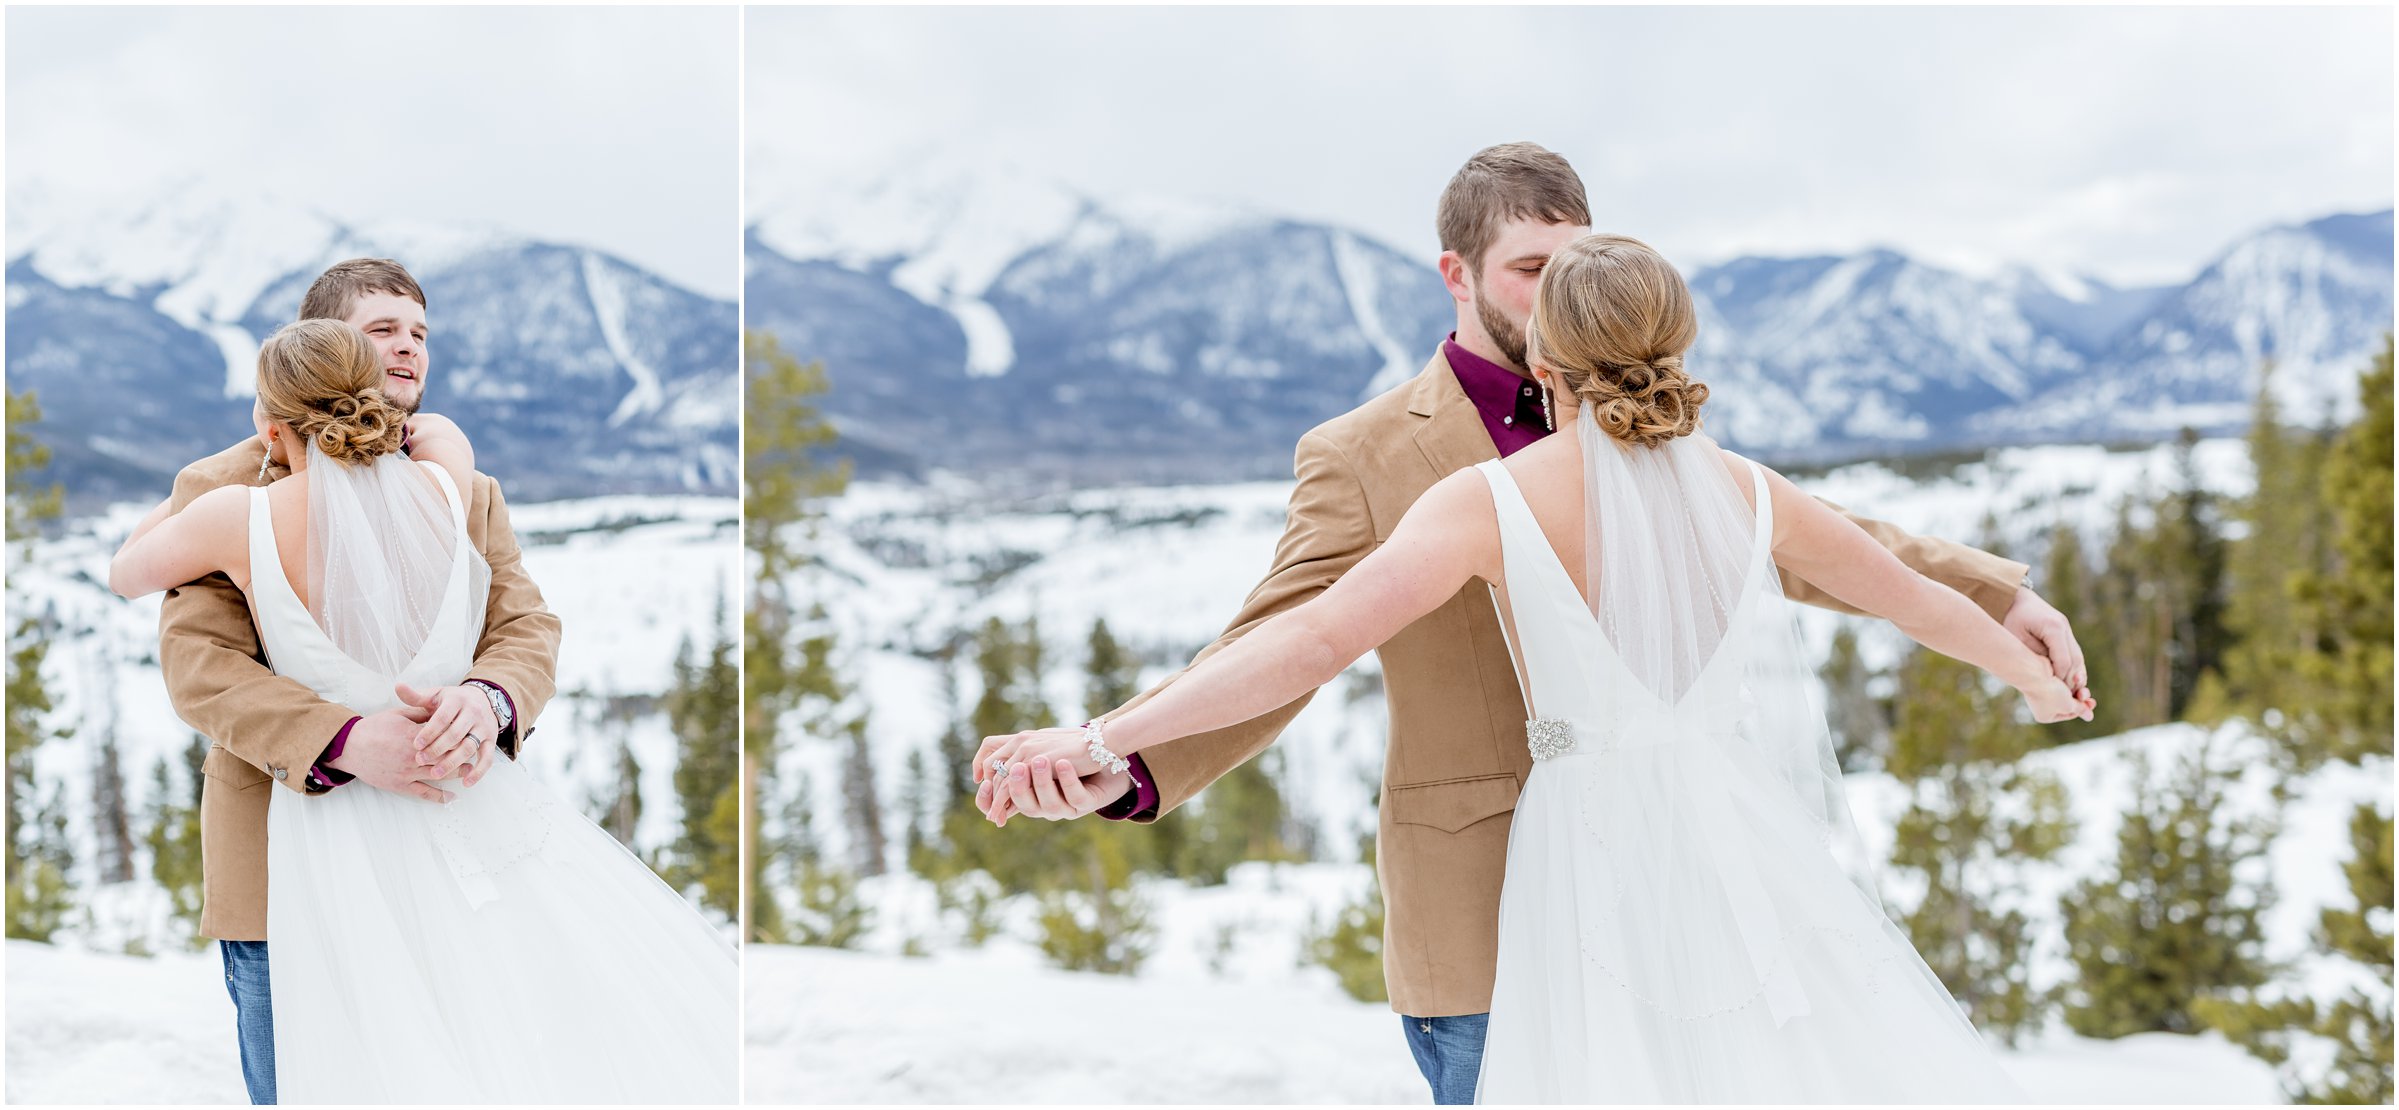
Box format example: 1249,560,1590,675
110,319,737,1104
977,234,2093,1102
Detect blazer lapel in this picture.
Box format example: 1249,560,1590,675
1409,348,1500,480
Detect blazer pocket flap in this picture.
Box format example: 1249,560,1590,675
201,744,270,789
1388,774,1519,833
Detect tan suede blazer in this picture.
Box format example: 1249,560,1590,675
1113,351,2030,1017
161,436,563,940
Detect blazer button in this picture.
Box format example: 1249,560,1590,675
272,767,288,782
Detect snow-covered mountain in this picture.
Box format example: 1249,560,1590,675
6,183,736,508
748,169,1450,486
1986,210,2397,438
749,166,2391,482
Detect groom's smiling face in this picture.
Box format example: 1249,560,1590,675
344,292,430,413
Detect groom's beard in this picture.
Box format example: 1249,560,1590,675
383,384,424,416
1476,288,1529,371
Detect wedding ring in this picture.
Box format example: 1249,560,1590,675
988,757,1008,780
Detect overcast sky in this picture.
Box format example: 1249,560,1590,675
749,5,2390,287
8,6,738,298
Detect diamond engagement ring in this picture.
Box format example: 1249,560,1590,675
988,757,1009,781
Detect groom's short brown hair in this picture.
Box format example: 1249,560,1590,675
1438,142,1591,272
297,258,426,323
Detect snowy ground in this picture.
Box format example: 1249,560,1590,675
5,941,248,1105
744,930,2283,1105
744,723,2382,1104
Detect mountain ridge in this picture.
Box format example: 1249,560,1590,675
749,174,2393,482
7,189,736,510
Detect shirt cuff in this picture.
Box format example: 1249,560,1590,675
310,717,361,792
1097,753,1159,821
463,679,520,756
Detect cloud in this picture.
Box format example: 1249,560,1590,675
747,6,2389,286
7,6,737,298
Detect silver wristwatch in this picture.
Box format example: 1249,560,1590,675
471,680,514,734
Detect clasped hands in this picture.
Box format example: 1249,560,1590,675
326,682,504,804
968,589,2095,825
972,729,1133,828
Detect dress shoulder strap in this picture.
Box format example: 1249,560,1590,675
1473,461,1539,722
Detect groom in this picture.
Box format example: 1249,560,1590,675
158,258,562,1105
983,143,2091,1103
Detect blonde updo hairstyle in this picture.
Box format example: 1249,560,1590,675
256,319,408,465
1524,234,1708,448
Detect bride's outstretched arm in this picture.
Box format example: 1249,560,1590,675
109,485,249,599
979,469,1500,777
1751,457,2092,723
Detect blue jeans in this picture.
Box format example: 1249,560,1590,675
219,940,276,1105
1401,1012,1489,1105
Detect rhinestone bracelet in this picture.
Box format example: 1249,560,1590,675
1082,718,1130,776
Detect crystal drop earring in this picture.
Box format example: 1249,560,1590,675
1539,378,1555,432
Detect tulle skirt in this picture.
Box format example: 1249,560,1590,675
266,755,738,1104
1475,732,2028,1103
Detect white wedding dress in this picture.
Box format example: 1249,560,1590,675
1470,413,2028,1103
247,448,737,1104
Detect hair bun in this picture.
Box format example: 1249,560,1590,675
309,389,406,465
1576,357,1708,449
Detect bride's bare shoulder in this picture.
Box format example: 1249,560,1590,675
1426,462,1499,511
1396,465,1503,579
1711,443,1773,507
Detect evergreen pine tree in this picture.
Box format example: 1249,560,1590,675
1083,618,1140,712
743,331,849,943
666,606,742,918
2193,759,2393,1098
936,616,1066,891
14,782,77,942
6,388,69,941
2215,362,2336,746
2290,803,2395,1104
143,735,208,945
1818,624,1888,771
1306,830,1388,1003
600,733,644,848
91,718,134,885
2165,428,2231,712
1033,825,1156,975
2094,473,2224,729
789,859,873,948
2292,338,2393,764
1168,753,1296,886
900,748,934,875
838,712,887,876
2057,734,2276,1038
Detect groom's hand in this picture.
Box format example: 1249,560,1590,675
325,705,454,804
2001,586,2090,697
978,760,1133,828
398,683,501,783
